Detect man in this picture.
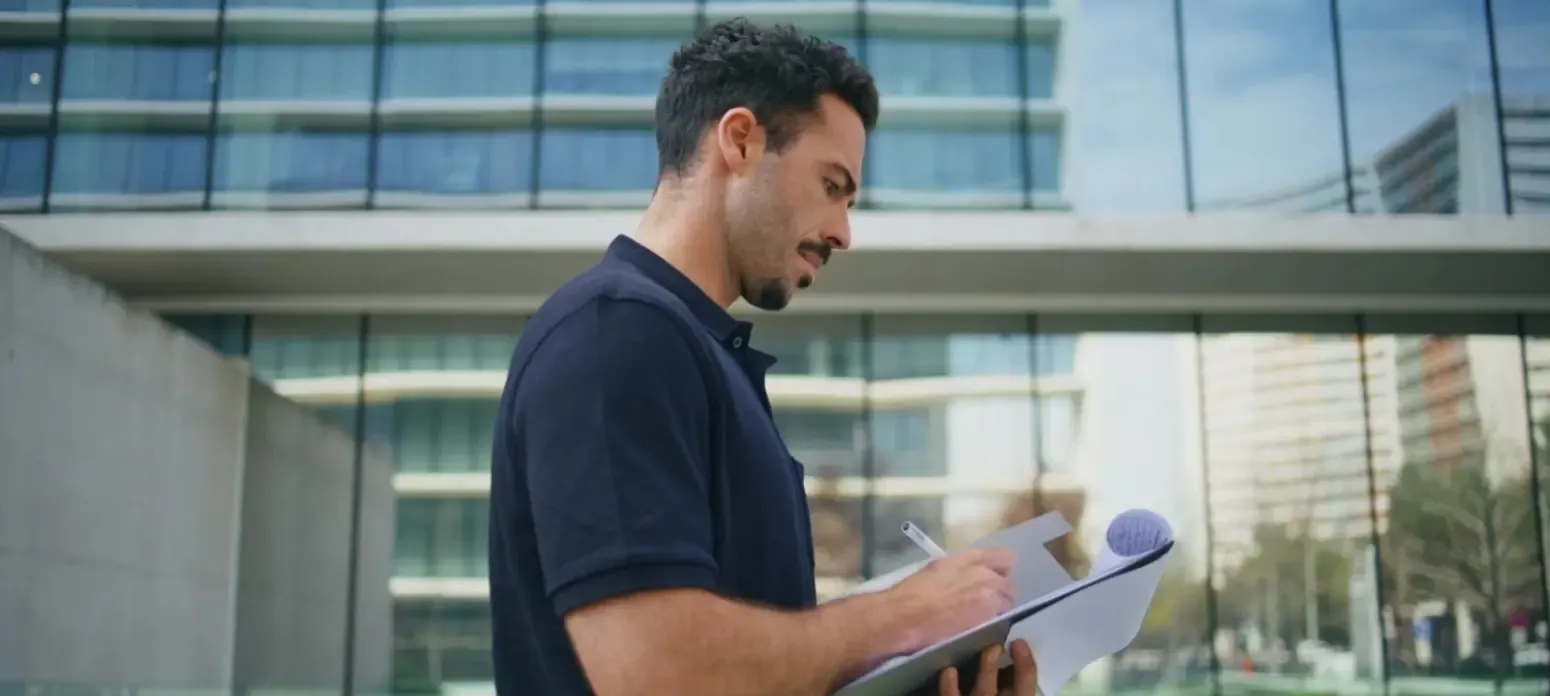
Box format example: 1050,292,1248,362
488,18,1039,696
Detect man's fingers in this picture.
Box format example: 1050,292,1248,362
961,547,1016,575
1008,639,1038,695
972,644,1003,696
938,666,959,696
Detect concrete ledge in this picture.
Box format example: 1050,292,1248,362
4,212,1548,313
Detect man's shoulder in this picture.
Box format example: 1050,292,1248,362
516,262,707,364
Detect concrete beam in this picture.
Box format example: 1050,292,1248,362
5,212,1547,313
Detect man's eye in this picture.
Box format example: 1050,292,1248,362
825,180,842,196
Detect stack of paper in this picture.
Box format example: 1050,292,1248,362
832,509,1175,696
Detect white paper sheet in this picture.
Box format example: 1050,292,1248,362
1007,509,1174,695
831,510,1174,696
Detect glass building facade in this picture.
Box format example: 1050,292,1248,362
153,311,1550,696
5,0,1550,694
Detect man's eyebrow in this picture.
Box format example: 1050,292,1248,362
825,161,857,196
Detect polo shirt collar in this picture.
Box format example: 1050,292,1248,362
606,234,746,343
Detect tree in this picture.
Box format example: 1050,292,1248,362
1136,563,1212,651
1217,523,1354,652
1381,432,1542,688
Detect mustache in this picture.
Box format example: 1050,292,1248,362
798,241,833,266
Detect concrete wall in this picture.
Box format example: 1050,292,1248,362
232,388,394,693
0,230,393,691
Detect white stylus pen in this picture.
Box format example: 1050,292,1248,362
901,520,947,558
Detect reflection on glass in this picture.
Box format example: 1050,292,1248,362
0,134,46,210
213,130,369,208
0,45,54,103
1526,315,1550,626
1202,318,1385,687
376,129,533,207
866,38,1018,98
867,129,1023,208
51,131,207,209
1185,1,1346,214
1338,0,1495,215
1363,319,1546,686
1491,0,1550,215
543,38,682,96
221,43,375,101
381,41,536,99
1064,0,1185,213
62,43,214,101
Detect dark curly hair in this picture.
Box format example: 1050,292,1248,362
654,18,879,177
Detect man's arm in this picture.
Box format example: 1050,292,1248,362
513,296,920,696
566,587,920,696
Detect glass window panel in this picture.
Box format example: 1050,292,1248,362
1184,0,1346,214
395,401,437,473
867,129,1022,201
0,0,60,9
376,130,533,205
865,38,1018,98
433,603,494,681
1201,323,1383,688
228,0,374,8
50,132,207,209
543,38,682,96
1028,129,1060,193
221,43,374,101
1338,0,1496,215
0,45,54,103
1359,327,1545,685
389,0,529,7
395,498,433,575
250,315,366,382
62,43,213,101
72,0,214,8
1061,0,1184,213
163,313,250,356
1492,0,1550,215
381,41,535,99
1025,38,1054,100
0,134,46,210
1527,316,1550,619
213,131,370,206
538,128,656,192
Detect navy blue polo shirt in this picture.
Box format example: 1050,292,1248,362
487,235,818,695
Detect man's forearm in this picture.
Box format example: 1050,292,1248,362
570,588,920,696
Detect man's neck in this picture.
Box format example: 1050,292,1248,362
633,189,738,308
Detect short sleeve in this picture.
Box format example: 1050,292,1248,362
514,296,718,617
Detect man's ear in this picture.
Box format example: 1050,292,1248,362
716,107,765,174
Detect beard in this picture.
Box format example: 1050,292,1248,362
727,164,798,312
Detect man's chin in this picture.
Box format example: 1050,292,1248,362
748,282,794,312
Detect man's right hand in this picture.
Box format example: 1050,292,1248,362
881,548,1018,656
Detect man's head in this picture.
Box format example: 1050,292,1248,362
655,19,878,311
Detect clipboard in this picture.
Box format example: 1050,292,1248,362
833,541,1175,696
